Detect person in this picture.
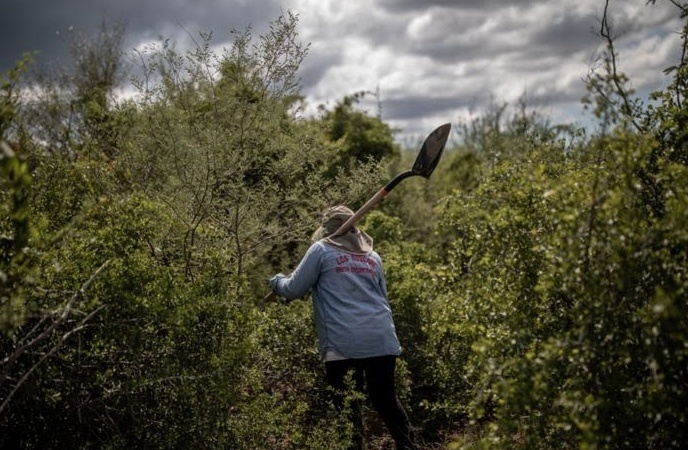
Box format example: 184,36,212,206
269,205,418,450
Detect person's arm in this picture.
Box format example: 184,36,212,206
269,243,322,300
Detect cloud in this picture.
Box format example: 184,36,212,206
0,0,282,71
1,0,684,142
291,0,683,139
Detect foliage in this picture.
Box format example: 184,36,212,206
0,142,34,333
435,2,688,448
435,132,686,449
1,56,36,332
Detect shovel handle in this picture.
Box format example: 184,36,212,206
331,170,415,237
331,188,388,237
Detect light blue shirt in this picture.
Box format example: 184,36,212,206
270,241,401,361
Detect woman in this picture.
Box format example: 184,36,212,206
270,205,418,450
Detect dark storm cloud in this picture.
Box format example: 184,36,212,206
529,15,601,57
0,0,283,73
346,1,602,74
382,94,475,121
298,51,343,90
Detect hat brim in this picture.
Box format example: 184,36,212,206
311,226,327,243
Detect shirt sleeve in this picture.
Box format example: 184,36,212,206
375,252,389,298
269,243,322,300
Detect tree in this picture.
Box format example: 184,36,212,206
124,12,388,290
319,91,399,175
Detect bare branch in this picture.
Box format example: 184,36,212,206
0,260,111,416
598,0,644,132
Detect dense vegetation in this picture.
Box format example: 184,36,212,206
2,3,686,449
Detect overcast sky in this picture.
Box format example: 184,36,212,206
1,0,683,143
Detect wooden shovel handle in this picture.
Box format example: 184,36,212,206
264,290,278,303
330,188,388,237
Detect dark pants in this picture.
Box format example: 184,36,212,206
325,355,417,450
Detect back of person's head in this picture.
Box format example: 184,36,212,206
311,205,372,254
320,205,354,235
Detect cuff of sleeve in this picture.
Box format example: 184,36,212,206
269,273,286,291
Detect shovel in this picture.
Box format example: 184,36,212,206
265,122,451,301
329,122,451,237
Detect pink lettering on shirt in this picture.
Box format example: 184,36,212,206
334,253,377,276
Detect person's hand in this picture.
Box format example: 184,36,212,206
264,273,286,304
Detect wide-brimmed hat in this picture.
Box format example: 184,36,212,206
311,205,373,254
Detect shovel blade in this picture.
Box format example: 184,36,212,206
412,123,451,178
